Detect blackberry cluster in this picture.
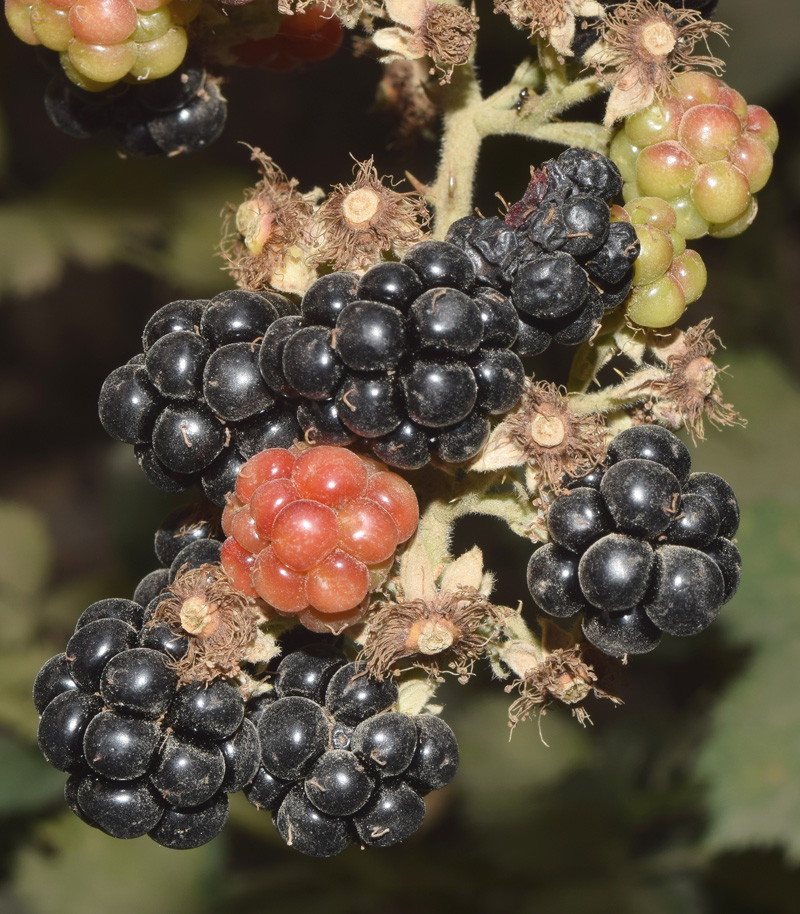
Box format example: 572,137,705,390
44,62,228,156
445,148,640,356
244,647,459,857
526,426,742,658
33,586,257,848
263,243,525,470
98,290,302,505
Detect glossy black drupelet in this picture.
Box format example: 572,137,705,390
527,425,742,658
244,650,459,856
263,242,525,469
445,149,640,355
99,289,302,505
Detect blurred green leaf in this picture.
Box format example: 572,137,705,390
696,500,800,860
449,690,590,828
0,156,248,302
0,503,52,652
13,811,221,914
0,502,51,599
694,352,800,860
157,171,249,296
0,647,53,743
688,351,800,507
0,735,64,816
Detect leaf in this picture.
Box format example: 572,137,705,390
0,646,55,742
0,501,52,598
0,502,52,650
694,352,800,860
447,691,590,829
0,735,64,816
695,500,800,861
157,171,250,295
13,810,221,914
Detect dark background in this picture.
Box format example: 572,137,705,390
1,1,799,911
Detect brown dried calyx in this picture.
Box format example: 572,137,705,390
359,540,502,683
361,587,506,683
506,381,608,491
417,3,478,79
591,0,729,125
374,59,439,148
493,0,603,56
148,563,262,685
220,148,317,291
311,157,430,271
504,621,622,729
646,319,744,442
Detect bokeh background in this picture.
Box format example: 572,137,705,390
1,1,799,911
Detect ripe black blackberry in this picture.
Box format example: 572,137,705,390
527,425,741,658
445,149,640,356
99,290,302,505
261,241,526,470
244,648,459,857
43,62,228,157
33,567,259,849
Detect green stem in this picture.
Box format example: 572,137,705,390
429,63,484,239
572,366,668,414
430,62,608,237
567,310,627,394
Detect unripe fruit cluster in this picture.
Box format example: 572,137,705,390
5,0,198,91
221,446,419,631
610,72,778,239
244,648,459,857
527,426,742,658
612,196,707,328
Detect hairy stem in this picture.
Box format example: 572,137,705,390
430,58,608,236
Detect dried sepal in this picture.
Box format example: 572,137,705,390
476,381,608,492
360,588,507,683
504,620,621,729
148,563,265,685
360,540,504,682
646,319,744,442
277,0,381,30
311,156,430,271
589,0,729,126
374,0,479,84
220,148,319,292
493,0,603,56
506,643,621,728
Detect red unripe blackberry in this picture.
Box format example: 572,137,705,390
221,445,419,630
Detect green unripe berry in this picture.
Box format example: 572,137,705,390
632,224,674,286
708,196,758,239
671,196,709,240
669,250,706,304
637,142,698,200
626,275,686,328
691,161,751,224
